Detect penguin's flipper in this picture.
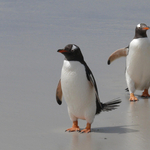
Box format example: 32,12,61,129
107,47,128,65
56,79,62,105
83,62,102,114
88,72,100,100
84,64,99,100
87,71,102,114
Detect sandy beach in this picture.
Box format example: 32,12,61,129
0,0,150,149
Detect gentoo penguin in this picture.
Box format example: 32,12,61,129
56,44,121,133
108,23,150,101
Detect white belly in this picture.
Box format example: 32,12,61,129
61,60,96,120
126,38,150,90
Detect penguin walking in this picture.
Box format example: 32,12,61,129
56,44,121,133
108,23,150,101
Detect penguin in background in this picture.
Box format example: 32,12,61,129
108,23,150,101
56,44,121,133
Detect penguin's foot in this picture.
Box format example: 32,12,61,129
66,127,80,132
129,93,138,101
81,123,91,133
65,121,80,132
141,89,150,97
81,128,91,133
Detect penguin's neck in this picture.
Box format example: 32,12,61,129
134,30,147,39
63,60,83,72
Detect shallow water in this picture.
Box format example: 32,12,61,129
0,0,150,149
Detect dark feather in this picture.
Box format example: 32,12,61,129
101,98,121,112
125,88,129,92
81,61,102,114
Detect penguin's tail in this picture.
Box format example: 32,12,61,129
101,98,121,112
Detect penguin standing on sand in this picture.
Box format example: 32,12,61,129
56,44,121,133
108,23,150,101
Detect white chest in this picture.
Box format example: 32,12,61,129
60,60,95,117
61,60,88,93
127,38,150,68
128,38,150,58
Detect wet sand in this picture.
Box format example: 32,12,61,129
0,0,150,149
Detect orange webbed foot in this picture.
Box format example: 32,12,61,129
65,127,80,132
129,93,138,101
141,89,150,97
81,123,91,133
65,121,80,132
81,128,91,133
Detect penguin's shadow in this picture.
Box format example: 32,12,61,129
91,125,138,134
136,94,150,100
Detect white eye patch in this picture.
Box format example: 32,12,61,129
137,24,141,28
71,45,77,50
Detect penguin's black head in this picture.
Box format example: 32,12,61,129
134,23,150,38
57,44,84,61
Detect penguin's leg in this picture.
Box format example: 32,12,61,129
81,123,91,133
141,89,150,97
80,110,95,133
65,108,80,132
126,71,138,101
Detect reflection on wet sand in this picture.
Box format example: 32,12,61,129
127,98,150,149
69,132,92,150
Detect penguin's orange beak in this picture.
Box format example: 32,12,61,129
57,49,68,53
143,26,150,30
